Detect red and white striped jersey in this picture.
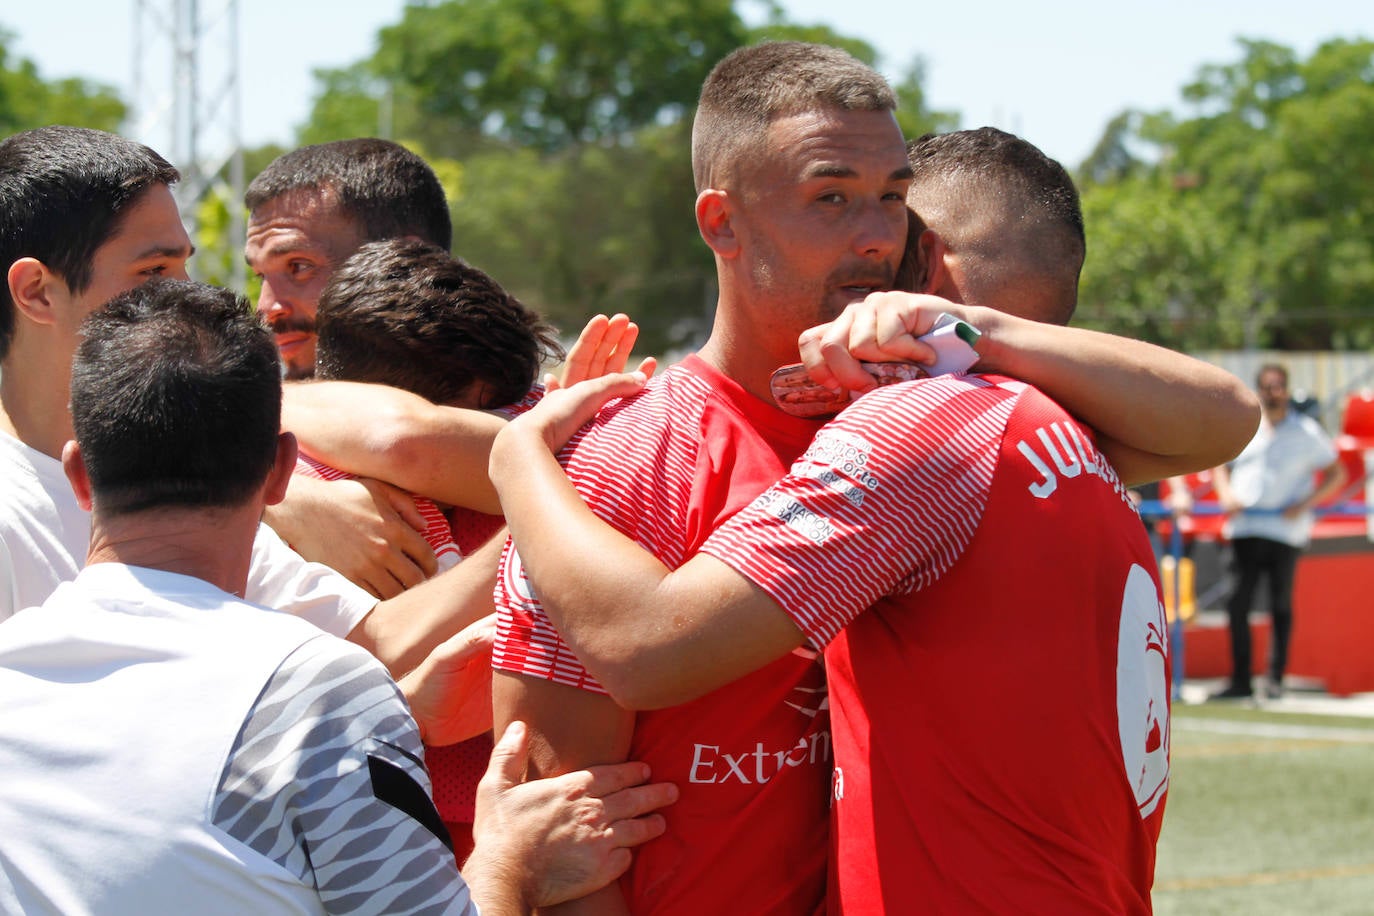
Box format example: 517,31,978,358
494,355,832,916
702,374,1170,914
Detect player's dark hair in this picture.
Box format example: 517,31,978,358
316,239,562,408
246,138,452,250
0,126,180,358
71,279,281,516
907,127,1084,323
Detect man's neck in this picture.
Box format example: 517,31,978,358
696,302,800,406
1,351,75,459
1263,403,1290,427
86,505,260,598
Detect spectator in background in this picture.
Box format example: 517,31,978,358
1211,362,1349,700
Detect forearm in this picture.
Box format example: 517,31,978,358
490,424,800,707
491,674,636,914
965,307,1261,485
1302,462,1352,510
461,851,531,916
283,380,506,514
349,532,505,677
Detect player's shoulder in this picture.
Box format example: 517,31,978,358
843,371,1024,419
570,362,709,444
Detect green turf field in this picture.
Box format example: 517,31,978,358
1154,701,1374,915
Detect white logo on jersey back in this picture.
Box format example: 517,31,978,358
1117,563,1171,818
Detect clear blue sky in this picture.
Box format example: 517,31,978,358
4,1,1372,169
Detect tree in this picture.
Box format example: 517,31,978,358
371,0,746,154
1079,38,1374,350
889,55,959,143
0,29,125,135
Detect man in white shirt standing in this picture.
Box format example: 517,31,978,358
1212,362,1349,699
0,278,675,915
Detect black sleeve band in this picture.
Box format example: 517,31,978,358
367,753,454,852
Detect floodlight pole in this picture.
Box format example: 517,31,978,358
131,0,245,291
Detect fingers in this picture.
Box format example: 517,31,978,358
379,479,432,535
354,477,439,581
603,811,669,852
872,298,935,363
432,614,499,664
391,527,439,584
599,317,640,375
483,720,530,795
799,308,874,393
560,314,610,387
357,549,421,599
594,780,679,827
799,294,948,393
571,758,654,799
560,313,642,387
633,355,658,379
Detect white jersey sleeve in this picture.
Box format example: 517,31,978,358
247,522,377,637
213,635,474,915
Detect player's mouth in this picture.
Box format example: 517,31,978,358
274,331,311,356
841,284,879,299
834,278,891,304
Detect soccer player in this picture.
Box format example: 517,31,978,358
486,44,1256,915
490,293,1191,912
299,236,564,860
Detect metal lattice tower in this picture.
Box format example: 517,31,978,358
130,0,245,290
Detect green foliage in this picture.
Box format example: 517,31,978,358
191,186,236,288
297,63,388,148
0,29,125,134
371,0,746,154
1079,38,1374,351
444,121,713,352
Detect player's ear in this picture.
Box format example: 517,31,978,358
262,432,299,506
61,440,94,511
893,211,931,293
7,257,64,327
696,189,738,259
917,229,961,302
